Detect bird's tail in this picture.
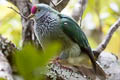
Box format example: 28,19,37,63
95,62,106,80
87,49,106,80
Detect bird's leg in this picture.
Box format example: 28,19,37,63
52,57,74,72
52,57,60,64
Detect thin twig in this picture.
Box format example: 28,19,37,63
56,0,63,6
94,18,120,57
50,0,63,7
8,7,28,19
50,0,56,7
50,0,63,11
50,0,58,10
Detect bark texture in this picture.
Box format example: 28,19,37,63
0,35,15,80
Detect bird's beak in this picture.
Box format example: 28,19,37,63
27,13,35,19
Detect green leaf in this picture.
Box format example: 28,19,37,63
14,43,61,80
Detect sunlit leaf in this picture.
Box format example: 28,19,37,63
14,43,61,80
0,78,6,80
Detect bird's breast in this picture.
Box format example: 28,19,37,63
34,12,80,55
34,12,65,48
35,12,59,34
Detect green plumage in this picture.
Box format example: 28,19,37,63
60,14,90,49
59,14,96,69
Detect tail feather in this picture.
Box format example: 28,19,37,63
95,62,106,80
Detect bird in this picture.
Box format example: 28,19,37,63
28,3,106,79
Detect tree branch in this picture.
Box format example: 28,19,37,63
51,0,69,12
0,35,15,80
0,52,13,80
32,0,50,5
8,7,28,19
47,63,93,80
72,0,87,25
94,18,120,57
8,0,41,49
32,0,70,12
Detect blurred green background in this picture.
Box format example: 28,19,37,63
0,0,120,57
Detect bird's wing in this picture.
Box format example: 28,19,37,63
59,14,96,70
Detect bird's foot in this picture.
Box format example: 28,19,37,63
52,57,73,72
52,57,60,64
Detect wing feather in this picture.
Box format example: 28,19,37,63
59,14,96,70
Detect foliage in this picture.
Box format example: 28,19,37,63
0,78,6,80
14,43,61,80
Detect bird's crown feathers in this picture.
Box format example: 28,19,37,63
31,3,51,14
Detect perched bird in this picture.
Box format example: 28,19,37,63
28,3,106,79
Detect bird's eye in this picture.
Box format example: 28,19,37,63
37,9,40,12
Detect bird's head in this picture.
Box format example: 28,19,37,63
28,4,51,19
